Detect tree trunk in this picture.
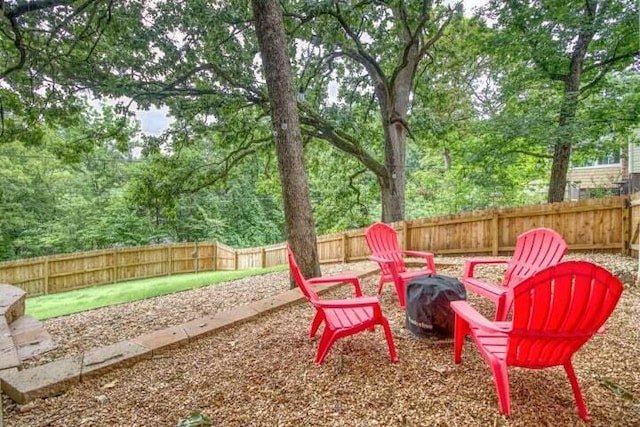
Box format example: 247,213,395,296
547,85,580,202
548,79,581,202
251,0,320,284
380,120,406,222
377,46,415,223
547,140,572,202
547,1,597,203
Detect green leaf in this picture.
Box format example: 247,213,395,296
597,378,637,402
176,411,213,427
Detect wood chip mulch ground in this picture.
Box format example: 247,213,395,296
2,254,640,426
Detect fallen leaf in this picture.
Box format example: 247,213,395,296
101,380,118,389
18,402,37,413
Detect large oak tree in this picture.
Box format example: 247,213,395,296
287,1,461,221
251,0,320,280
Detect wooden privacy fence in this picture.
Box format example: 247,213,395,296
0,242,237,297
2,195,638,297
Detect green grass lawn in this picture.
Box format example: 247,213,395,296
26,266,287,320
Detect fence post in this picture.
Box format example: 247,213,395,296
261,247,266,268
112,247,118,283
491,213,499,255
401,221,408,250
341,233,348,263
212,242,217,271
234,250,239,271
44,257,49,295
193,241,199,273
164,245,168,276
623,196,631,255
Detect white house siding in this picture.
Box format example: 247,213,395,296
629,142,640,174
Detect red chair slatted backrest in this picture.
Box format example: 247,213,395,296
502,228,568,288
287,246,320,302
365,222,407,274
507,261,623,368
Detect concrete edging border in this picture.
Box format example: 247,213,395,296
0,267,381,404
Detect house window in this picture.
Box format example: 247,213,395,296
572,151,621,168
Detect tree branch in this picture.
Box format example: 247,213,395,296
298,103,387,178
583,50,640,74
328,3,388,88
182,135,273,194
418,7,455,60
1,15,26,79
5,0,71,18
505,149,553,159
347,168,369,214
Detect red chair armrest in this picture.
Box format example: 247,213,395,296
369,255,394,264
403,250,433,257
450,301,510,333
402,250,436,272
463,257,509,279
462,277,506,302
307,275,363,296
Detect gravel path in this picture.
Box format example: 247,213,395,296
2,254,640,426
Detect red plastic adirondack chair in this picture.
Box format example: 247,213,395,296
365,222,436,308
451,261,623,421
462,227,567,321
286,246,398,364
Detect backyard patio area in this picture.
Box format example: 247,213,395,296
2,254,639,426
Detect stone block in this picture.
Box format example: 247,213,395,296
181,316,224,340
132,325,189,354
10,315,57,361
0,317,20,371
0,355,82,404
248,291,302,315
81,341,152,378
0,284,26,324
211,304,260,330
0,316,11,338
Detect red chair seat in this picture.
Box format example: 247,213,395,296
323,306,374,328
